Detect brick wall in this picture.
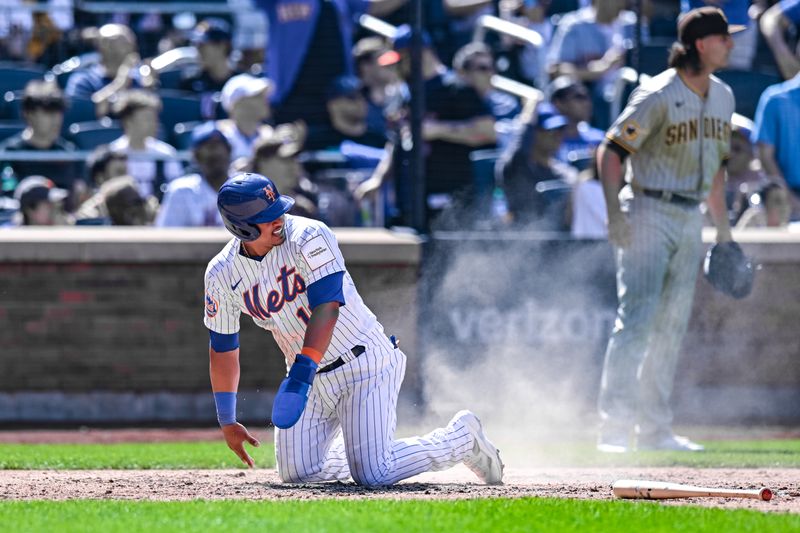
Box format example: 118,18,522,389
0,228,421,424
1,263,418,382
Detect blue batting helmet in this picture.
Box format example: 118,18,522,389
217,173,295,241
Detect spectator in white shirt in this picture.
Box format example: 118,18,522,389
109,90,184,200
155,121,230,227
570,152,607,239
216,73,274,163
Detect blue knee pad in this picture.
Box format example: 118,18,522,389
272,354,318,429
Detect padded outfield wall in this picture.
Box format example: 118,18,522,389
0,227,798,425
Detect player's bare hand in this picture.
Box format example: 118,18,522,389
221,423,260,468
608,215,632,248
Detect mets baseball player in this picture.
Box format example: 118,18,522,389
204,172,503,486
596,7,737,453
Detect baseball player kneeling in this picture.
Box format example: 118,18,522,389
204,172,503,486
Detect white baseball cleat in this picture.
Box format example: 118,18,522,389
597,432,630,453
454,410,504,485
637,433,705,452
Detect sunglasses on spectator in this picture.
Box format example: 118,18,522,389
467,63,494,72
567,91,590,101
24,100,66,112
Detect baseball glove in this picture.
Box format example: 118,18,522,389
703,241,755,299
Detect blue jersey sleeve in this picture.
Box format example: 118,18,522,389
307,271,346,309
209,330,240,352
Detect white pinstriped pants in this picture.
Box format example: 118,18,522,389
274,337,475,486
598,194,703,439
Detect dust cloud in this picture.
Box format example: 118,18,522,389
397,234,617,466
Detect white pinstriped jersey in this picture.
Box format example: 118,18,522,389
203,215,384,367
607,68,735,200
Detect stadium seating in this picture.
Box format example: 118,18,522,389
0,63,46,95
715,69,782,120
49,53,101,89
2,91,24,120
469,148,502,202
172,121,202,150
549,0,580,16
158,90,203,134
535,178,573,229
1,91,97,136
158,69,184,91
0,196,19,225
68,119,124,149
633,42,671,77
63,98,97,128
0,121,25,143
535,178,572,201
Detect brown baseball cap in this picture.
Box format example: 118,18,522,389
678,7,746,47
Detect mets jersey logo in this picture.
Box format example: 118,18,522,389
263,185,276,203
205,292,219,318
243,266,306,320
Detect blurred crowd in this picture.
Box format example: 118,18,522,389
1,0,799,233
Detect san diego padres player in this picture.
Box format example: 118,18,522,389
596,7,738,453
204,172,503,486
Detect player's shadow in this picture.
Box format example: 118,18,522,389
262,481,492,495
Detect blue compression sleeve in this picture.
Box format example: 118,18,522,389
214,392,237,426
307,271,345,309
209,330,239,352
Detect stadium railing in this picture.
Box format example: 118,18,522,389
12,1,232,14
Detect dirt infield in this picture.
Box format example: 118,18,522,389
0,467,796,512
1,429,797,513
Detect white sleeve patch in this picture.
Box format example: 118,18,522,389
301,234,336,270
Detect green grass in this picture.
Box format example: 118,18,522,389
0,441,275,470
3,439,800,470
2,440,798,531
531,439,800,469
1,498,797,533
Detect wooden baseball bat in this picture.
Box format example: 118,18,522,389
612,479,773,501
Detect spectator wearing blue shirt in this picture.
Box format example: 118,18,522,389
353,36,408,133
549,76,604,171
546,0,635,129
752,73,800,218
681,1,758,69
496,104,577,229
760,0,800,80
499,0,555,89
304,75,388,151
65,24,152,117
547,0,634,84
255,0,409,127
